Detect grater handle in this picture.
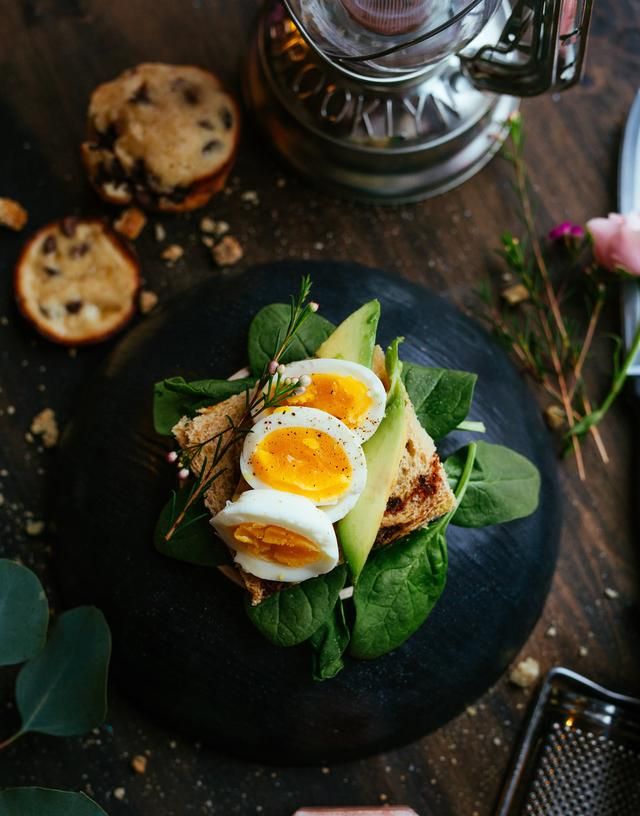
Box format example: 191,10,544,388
462,0,594,97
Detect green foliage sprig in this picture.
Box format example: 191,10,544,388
480,112,640,479
0,560,111,752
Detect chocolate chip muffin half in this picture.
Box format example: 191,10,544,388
15,218,140,345
81,63,240,212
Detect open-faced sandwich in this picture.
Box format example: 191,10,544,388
153,277,540,679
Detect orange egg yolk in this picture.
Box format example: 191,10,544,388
282,373,372,430
232,523,321,567
250,427,352,502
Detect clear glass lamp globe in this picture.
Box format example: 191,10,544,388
284,0,504,73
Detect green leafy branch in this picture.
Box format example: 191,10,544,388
0,559,111,752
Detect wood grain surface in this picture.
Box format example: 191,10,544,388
1,1,639,815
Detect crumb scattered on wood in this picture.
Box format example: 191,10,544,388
154,223,166,242
579,645,589,657
545,625,557,638
466,705,478,716
202,235,215,248
212,235,243,267
0,197,28,231
113,787,125,801
139,290,158,315
161,244,184,264
199,216,216,234
604,587,619,599
131,754,147,774
509,657,539,688
30,408,59,448
25,519,45,537
544,405,565,430
114,207,147,240
501,283,530,306
240,190,259,205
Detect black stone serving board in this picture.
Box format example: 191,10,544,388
55,261,560,764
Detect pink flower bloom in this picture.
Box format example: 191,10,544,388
548,221,585,241
587,212,640,276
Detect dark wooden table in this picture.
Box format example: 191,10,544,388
1,1,639,815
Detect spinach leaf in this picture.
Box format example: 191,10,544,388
350,525,448,660
401,363,477,440
154,488,228,567
16,607,111,738
444,441,540,528
309,598,350,681
246,564,347,647
247,303,334,376
0,788,107,816
153,376,254,436
0,560,49,667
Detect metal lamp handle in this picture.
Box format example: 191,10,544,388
461,0,594,97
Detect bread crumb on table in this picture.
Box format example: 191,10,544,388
113,787,125,801
114,207,147,240
604,587,619,599
154,223,166,242
25,519,45,537
30,408,59,448
212,235,243,267
139,290,158,315
161,244,184,263
0,197,28,231
509,657,540,688
131,754,147,774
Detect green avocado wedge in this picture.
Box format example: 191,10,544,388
336,340,408,581
315,300,380,368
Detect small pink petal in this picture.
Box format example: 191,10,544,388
611,224,640,276
586,216,619,268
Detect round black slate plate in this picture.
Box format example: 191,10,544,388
56,261,560,764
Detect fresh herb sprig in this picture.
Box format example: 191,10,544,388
163,275,320,544
481,112,640,479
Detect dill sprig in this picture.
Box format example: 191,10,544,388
164,275,318,542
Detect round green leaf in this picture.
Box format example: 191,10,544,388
0,559,49,666
0,788,107,816
16,607,111,737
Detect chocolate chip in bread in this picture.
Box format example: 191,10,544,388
81,63,240,212
14,218,140,345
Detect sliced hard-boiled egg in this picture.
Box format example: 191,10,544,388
211,489,339,582
264,358,387,442
240,406,367,522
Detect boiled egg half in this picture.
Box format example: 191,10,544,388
240,406,367,522
211,489,339,582
264,358,387,442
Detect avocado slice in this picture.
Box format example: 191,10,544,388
336,340,408,581
315,300,380,368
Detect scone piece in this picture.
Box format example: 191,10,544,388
14,218,139,345
376,395,456,547
82,63,240,212
172,392,249,516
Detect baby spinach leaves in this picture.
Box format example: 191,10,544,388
0,788,108,816
0,561,48,667
350,443,477,659
246,565,347,648
401,363,477,440
247,303,334,376
154,376,255,435
309,598,350,681
0,559,111,751
444,441,540,527
154,489,228,567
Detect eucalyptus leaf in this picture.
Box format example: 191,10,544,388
154,488,228,567
444,441,540,528
401,363,477,440
247,303,334,376
154,376,254,435
309,598,350,681
350,525,448,660
246,565,347,647
0,560,49,667
0,789,107,816
16,607,111,738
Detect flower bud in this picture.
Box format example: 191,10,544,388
166,451,179,464
268,360,278,375
178,467,190,481
309,301,319,312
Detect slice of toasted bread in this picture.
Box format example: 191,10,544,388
172,392,248,515
375,395,455,547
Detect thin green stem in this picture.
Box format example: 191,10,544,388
0,731,23,751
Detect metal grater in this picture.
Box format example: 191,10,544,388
495,668,640,815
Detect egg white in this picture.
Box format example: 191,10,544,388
264,358,387,442
241,406,367,522
211,489,339,582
